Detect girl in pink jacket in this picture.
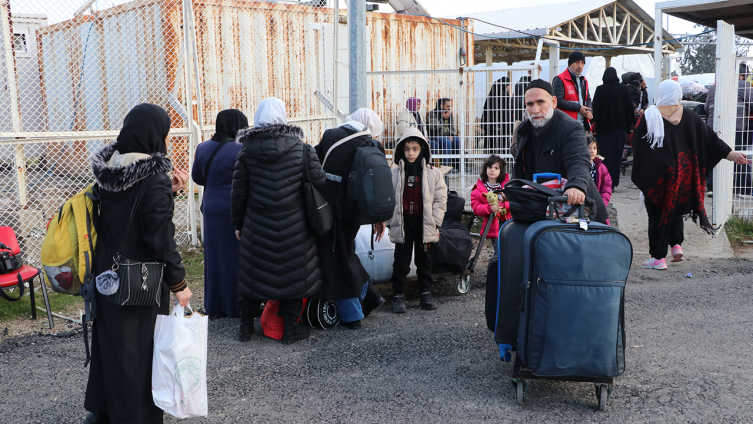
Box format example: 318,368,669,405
588,135,613,224
470,155,511,260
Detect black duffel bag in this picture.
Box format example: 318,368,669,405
502,179,562,222
432,221,473,274
443,190,466,223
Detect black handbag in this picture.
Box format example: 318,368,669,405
105,182,164,307
502,179,564,222
302,145,333,236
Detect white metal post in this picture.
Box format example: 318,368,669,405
1,0,27,207
712,20,736,227
182,0,198,247
548,40,560,83
653,7,663,101
333,0,339,122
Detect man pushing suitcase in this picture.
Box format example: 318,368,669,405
513,79,608,224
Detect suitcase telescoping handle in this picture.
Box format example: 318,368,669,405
532,173,561,184
547,195,594,222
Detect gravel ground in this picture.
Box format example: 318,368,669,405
2,253,753,423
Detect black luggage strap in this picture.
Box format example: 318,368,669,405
81,185,101,367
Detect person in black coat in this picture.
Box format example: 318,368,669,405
481,76,512,150
314,109,387,329
191,109,247,320
514,80,608,223
592,67,636,187
84,104,192,424
232,98,325,344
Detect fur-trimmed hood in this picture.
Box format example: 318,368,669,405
90,143,173,192
236,124,304,163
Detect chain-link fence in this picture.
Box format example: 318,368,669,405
731,57,753,220
369,67,535,210
0,0,338,271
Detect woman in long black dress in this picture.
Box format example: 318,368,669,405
84,104,192,424
192,109,248,319
592,67,635,187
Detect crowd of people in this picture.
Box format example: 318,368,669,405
79,50,751,423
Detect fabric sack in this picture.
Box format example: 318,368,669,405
152,303,208,419
431,221,473,274
302,146,333,236
443,191,466,223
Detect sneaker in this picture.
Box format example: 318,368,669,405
671,245,684,262
641,257,668,270
419,292,437,310
706,191,713,198
392,294,407,314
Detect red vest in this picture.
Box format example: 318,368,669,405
557,69,590,126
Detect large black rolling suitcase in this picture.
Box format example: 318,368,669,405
489,220,530,348
511,199,632,410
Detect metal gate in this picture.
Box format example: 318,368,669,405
368,66,537,209
0,0,339,266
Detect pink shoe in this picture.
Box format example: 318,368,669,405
641,257,667,270
671,245,683,262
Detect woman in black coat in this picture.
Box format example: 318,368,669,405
84,104,192,424
481,76,512,150
232,98,325,344
314,108,387,329
191,109,247,319
592,67,636,187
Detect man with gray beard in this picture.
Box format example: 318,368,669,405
512,79,608,223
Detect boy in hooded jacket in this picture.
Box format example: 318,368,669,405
388,128,448,313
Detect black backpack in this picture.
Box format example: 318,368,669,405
343,140,395,225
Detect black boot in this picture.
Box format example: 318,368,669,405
392,294,407,314
281,313,311,345
239,309,254,342
362,286,386,317
420,292,437,310
83,412,109,424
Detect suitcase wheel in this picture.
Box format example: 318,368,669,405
512,379,528,405
595,383,611,411
455,275,471,295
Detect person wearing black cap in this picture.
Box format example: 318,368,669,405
553,50,592,131
512,79,608,223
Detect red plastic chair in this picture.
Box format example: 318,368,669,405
0,226,54,328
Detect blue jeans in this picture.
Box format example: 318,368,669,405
335,281,369,323
429,136,460,167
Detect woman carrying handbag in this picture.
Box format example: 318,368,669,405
84,104,192,424
232,98,326,344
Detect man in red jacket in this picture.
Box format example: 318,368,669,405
553,50,592,131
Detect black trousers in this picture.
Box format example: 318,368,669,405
391,216,433,295
645,199,684,260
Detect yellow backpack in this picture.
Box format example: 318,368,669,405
41,185,99,295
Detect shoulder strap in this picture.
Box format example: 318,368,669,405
115,181,148,257
203,139,230,180
322,130,371,168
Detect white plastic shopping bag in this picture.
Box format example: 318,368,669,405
152,302,208,418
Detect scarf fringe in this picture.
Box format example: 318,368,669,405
683,212,719,236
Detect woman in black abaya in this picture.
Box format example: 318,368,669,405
592,67,635,187
84,104,192,424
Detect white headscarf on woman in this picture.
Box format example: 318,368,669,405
254,97,288,127
643,80,683,149
346,108,384,138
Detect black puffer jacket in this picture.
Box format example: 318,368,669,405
91,143,187,301
231,124,325,300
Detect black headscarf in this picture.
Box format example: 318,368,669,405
116,103,170,155
213,109,249,141
602,67,620,84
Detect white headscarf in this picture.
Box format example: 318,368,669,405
346,109,383,138
643,80,683,149
254,97,288,127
